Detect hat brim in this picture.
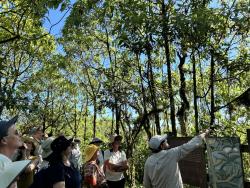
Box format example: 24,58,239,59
84,145,99,163
8,116,18,126
42,150,53,159
0,160,30,188
89,140,103,144
84,150,98,163
41,137,55,159
0,116,18,139
159,134,168,143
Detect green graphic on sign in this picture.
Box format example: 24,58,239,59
206,137,244,188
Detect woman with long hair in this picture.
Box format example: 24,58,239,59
30,135,81,188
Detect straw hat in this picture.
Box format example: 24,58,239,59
84,144,99,163
0,155,30,188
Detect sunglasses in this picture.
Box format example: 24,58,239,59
15,129,20,136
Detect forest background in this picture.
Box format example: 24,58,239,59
0,0,249,187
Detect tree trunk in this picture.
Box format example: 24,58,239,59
146,45,161,134
83,97,88,143
93,99,97,137
161,1,176,136
177,53,188,136
111,107,114,134
137,53,152,139
115,98,120,134
74,102,77,137
192,54,199,133
210,52,215,126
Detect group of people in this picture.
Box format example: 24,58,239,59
0,116,209,188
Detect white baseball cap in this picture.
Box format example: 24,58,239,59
149,134,168,150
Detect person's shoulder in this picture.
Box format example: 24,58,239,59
144,155,154,167
49,162,64,171
104,149,111,155
0,154,11,164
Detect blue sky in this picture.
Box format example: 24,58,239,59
43,1,76,39
43,0,219,50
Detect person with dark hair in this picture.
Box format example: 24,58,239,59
30,135,81,188
104,134,128,188
16,137,39,188
143,130,210,188
48,135,81,188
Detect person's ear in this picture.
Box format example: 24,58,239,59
160,143,164,150
0,137,8,145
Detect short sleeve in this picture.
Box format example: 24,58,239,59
48,164,65,184
121,151,127,161
104,150,110,161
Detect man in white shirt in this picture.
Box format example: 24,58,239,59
0,116,29,188
143,130,210,188
104,134,128,188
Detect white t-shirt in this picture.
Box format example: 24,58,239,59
0,153,12,171
97,150,104,173
104,149,127,181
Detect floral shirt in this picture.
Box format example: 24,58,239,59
84,161,106,186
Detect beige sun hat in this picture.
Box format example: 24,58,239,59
84,144,99,163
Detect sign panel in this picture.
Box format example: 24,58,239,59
206,137,244,188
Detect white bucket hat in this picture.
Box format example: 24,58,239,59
0,156,30,188
149,134,168,150
41,137,55,159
